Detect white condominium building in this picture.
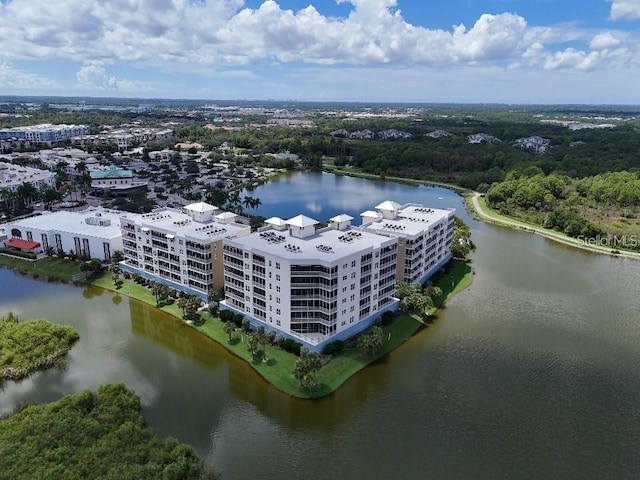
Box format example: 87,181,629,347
119,202,250,298
0,124,89,142
220,213,400,351
0,162,56,199
361,201,455,285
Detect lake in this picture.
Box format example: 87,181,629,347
2,172,640,479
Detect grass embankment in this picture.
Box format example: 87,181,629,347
322,164,471,194
91,259,473,399
467,193,640,259
0,318,79,382
0,255,84,282
0,383,217,480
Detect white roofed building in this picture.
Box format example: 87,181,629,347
361,201,456,284
119,202,250,298
220,213,400,352
2,207,125,260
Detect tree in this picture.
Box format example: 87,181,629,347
357,326,384,356
247,332,259,360
293,348,323,392
152,283,169,307
207,288,224,305
184,295,201,319
224,321,235,343
109,264,122,289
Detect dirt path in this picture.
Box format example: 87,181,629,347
469,192,640,260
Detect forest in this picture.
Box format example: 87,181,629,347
485,169,640,247
0,383,217,480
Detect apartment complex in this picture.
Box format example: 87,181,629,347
0,124,89,143
119,202,250,298
220,201,455,351
0,162,56,201
72,127,173,150
361,201,456,284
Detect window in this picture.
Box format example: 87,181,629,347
276,286,281,293
342,298,347,304
351,260,356,267
276,298,280,304
341,321,346,326
342,275,347,281
276,274,280,281
276,262,280,269
351,272,356,279
276,308,281,315
276,320,281,326
350,295,355,301
351,284,355,290
343,263,348,269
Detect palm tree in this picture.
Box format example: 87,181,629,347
16,182,39,208
224,321,235,343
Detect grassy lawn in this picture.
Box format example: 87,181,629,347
90,259,473,399
0,255,85,282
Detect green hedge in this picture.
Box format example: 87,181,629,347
0,248,37,260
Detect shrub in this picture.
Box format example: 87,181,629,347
233,314,244,327
283,339,294,352
381,311,395,326
291,342,303,356
323,340,345,356
219,310,234,323
0,248,37,260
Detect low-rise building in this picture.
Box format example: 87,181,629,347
119,202,251,298
90,165,147,196
1,207,124,259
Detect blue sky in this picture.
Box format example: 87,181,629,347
0,0,639,103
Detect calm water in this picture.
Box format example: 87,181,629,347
2,172,640,479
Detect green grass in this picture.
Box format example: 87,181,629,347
0,318,79,382
0,255,85,282
90,259,474,399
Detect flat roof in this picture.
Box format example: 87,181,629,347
364,204,454,237
129,209,247,242
6,208,125,239
227,225,395,261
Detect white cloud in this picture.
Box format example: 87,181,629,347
76,61,143,91
0,61,57,90
0,0,637,98
0,0,617,70
608,0,640,20
590,32,622,50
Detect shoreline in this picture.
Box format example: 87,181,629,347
89,259,473,399
316,165,640,261
467,192,640,260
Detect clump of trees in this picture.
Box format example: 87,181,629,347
0,383,217,479
395,282,442,320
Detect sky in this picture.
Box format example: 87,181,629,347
0,0,639,104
